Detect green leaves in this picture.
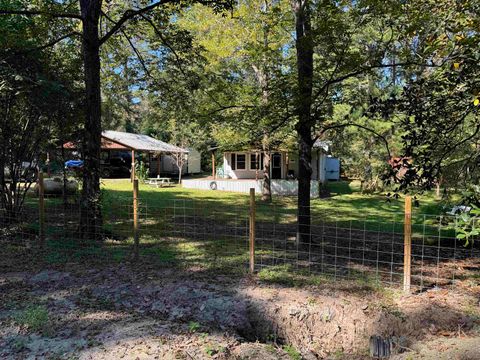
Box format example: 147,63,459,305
456,207,480,246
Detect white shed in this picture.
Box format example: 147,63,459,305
325,157,340,180
151,148,202,175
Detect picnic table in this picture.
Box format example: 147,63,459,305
147,177,172,188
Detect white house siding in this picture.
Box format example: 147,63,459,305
286,151,327,182
318,152,327,183
223,152,266,179
182,179,320,198
186,148,202,174
149,148,201,175
222,150,329,182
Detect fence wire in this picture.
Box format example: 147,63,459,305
1,193,479,291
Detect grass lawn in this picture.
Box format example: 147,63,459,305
4,178,464,287
2,179,464,292
101,178,456,229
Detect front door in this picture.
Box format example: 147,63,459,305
271,153,282,179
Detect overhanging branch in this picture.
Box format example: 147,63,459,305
320,122,392,159
312,61,442,105
99,0,176,46
0,9,82,19
12,32,81,55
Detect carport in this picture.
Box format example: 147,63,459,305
64,130,188,180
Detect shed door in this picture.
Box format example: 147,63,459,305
326,157,340,180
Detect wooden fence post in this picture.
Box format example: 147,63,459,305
133,179,139,261
131,149,136,182
249,188,256,273
403,195,412,292
38,171,45,250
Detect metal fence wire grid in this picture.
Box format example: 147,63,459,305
1,188,480,292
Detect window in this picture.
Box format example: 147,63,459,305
250,153,264,170
230,152,249,170
236,154,246,170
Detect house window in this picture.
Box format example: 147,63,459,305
230,153,246,170
250,153,263,170
236,154,246,170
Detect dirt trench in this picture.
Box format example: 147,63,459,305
238,283,479,359
0,265,479,359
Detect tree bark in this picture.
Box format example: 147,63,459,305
262,150,272,202
293,0,314,244
252,62,273,202
79,0,103,241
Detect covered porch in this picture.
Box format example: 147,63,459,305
222,151,289,180
220,148,327,182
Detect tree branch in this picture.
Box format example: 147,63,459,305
138,13,183,64
320,122,392,158
99,0,176,46
12,31,81,55
0,9,82,19
312,61,441,104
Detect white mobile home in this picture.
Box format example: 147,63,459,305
222,140,329,182
182,141,334,197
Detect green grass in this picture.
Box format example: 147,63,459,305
101,179,453,221
13,305,49,332
283,344,302,360
100,179,457,237
257,265,330,287
11,178,459,276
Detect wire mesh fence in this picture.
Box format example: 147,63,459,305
1,188,479,291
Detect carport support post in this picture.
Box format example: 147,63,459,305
249,188,256,273
38,171,45,249
403,195,412,292
133,179,139,261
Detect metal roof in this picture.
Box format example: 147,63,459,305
102,131,188,153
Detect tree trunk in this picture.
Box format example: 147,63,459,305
79,0,103,241
262,150,272,202
251,63,272,202
293,0,314,244
435,176,443,198
62,144,67,206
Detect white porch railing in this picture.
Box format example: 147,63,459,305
181,179,320,197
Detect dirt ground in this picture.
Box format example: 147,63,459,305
0,263,479,360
